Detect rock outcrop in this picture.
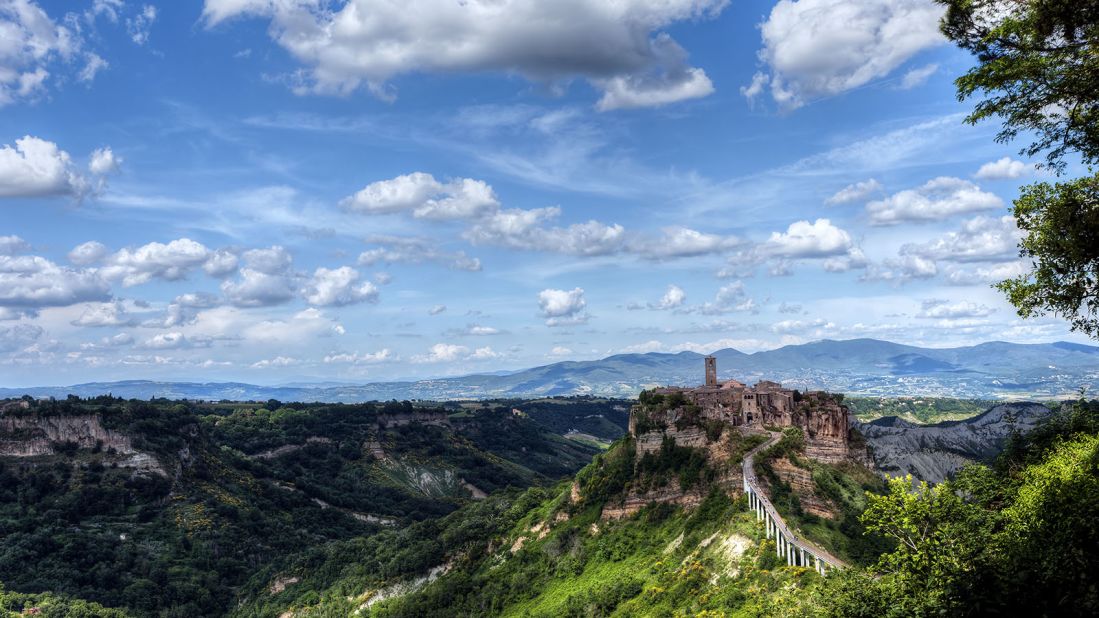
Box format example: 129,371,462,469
0,413,135,456
857,402,1052,483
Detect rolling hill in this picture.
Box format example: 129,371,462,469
1,338,1096,401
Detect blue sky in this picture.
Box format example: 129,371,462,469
0,0,1089,386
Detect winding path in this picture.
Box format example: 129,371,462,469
741,431,846,573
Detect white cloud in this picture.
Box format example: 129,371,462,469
0,235,30,255
0,323,43,352
100,238,217,286
866,177,1003,225
469,346,500,360
141,332,196,350
916,299,995,319
538,287,589,326
765,218,854,258
770,318,831,333
202,0,725,110
302,266,378,307
638,227,740,259
88,146,121,175
126,4,157,45
251,355,297,368
221,246,296,307
974,156,1031,180
825,178,882,205
465,206,627,257
746,0,945,109
692,281,756,315
656,284,686,310
943,261,1028,286
899,62,938,89
900,215,1022,263
324,348,393,364
861,254,938,283
341,172,499,220
68,240,109,265
71,301,134,327
548,345,573,357
221,268,297,307
412,343,469,364
0,254,110,308
358,236,482,271
0,1,77,106
0,136,88,197
428,304,447,316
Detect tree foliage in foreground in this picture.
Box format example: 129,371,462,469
822,398,1099,618
937,0,1099,338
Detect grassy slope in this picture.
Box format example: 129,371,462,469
239,433,854,618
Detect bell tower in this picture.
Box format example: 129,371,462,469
705,355,717,386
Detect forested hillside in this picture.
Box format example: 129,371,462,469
232,398,1099,617
0,396,615,616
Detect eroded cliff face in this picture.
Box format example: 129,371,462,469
761,456,837,520
858,402,1051,483
0,409,166,475
0,413,134,456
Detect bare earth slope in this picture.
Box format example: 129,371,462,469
858,402,1051,483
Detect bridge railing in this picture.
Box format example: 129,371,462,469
741,432,846,573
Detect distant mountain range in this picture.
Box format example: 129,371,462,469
2,338,1097,402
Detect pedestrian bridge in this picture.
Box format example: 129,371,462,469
741,431,846,574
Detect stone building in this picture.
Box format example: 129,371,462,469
635,356,853,463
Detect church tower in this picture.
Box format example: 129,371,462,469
705,355,717,386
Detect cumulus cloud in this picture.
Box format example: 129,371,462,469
866,177,1002,225
630,284,687,311
324,348,393,364
341,173,499,220
860,254,938,283
638,227,740,259
943,261,1029,286
0,235,30,255
466,206,627,256
159,292,219,328
538,287,589,326
916,299,995,319
0,254,110,308
825,179,882,205
0,323,43,352
412,343,469,364
302,266,379,307
71,301,135,327
765,218,855,258
99,238,218,286
692,282,756,315
900,215,1022,263
548,346,573,357
358,236,482,272
250,355,297,368
202,0,724,110
68,240,109,265
88,146,121,175
745,0,945,109
974,156,1031,180
220,246,296,307
770,318,831,333
347,173,737,261
140,332,204,350
0,136,88,197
